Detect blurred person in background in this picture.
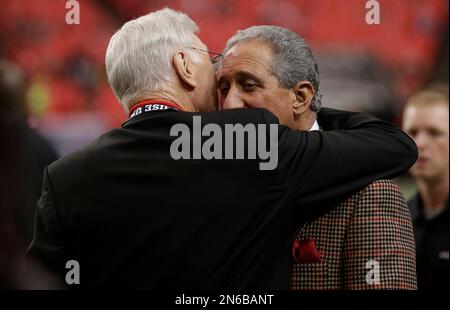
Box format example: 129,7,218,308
403,86,449,290
217,25,417,289
27,8,417,289
0,82,26,288
0,61,58,245
0,61,59,289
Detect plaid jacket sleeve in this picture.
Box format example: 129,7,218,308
290,180,417,290
342,180,417,289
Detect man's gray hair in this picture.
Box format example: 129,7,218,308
223,25,322,111
105,8,199,110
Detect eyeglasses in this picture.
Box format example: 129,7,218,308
188,47,224,65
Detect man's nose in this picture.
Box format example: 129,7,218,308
414,132,429,150
221,90,245,110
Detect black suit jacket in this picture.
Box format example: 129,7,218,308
27,107,417,289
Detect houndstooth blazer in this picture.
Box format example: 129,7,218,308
290,180,417,290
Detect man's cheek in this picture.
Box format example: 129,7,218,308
249,98,265,109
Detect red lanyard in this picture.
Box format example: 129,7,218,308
128,100,185,119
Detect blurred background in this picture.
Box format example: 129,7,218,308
0,0,448,155
0,0,448,287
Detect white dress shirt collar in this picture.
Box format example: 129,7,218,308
309,120,320,131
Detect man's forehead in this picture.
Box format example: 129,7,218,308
404,105,449,129
225,41,272,60
407,103,449,117
220,42,273,75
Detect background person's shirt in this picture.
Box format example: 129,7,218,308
409,194,449,290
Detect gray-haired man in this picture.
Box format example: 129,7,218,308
217,25,417,289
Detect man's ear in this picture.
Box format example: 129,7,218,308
292,81,315,115
173,51,197,89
